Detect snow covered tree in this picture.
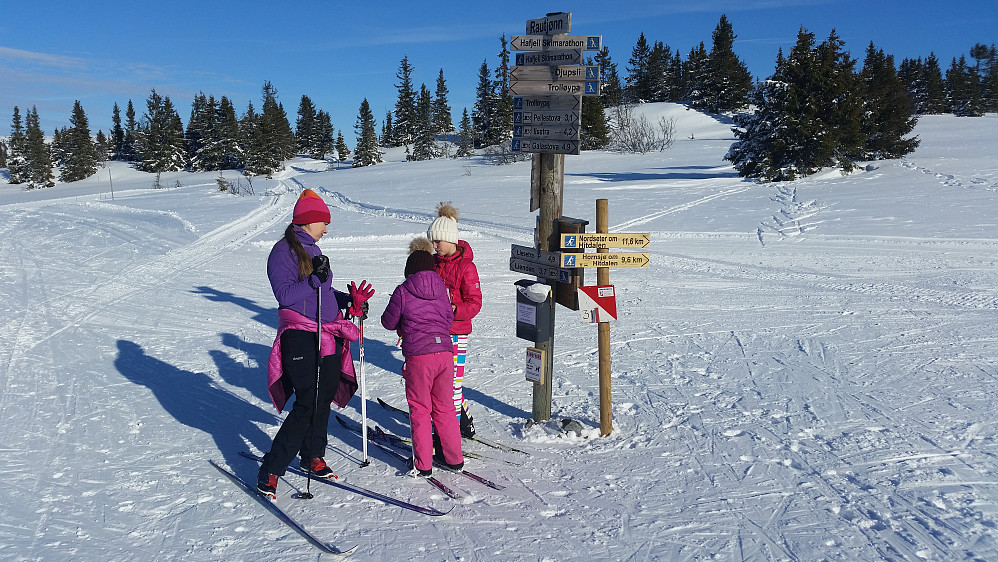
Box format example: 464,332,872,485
24,106,54,188
215,96,242,170
59,100,97,182
456,108,475,157
0,138,7,168
295,95,319,157
683,42,709,104
239,101,267,174
410,84,436,161
974,43,998,112
6,106,29,184
697,14,754,113
390,56,417,148
95,130,111,164
259,81,295,169
314,110,334,160
335,129,349,163
136,89,187,173
432,69,453,135
946,55,983,116
186,92,221,172
353,98,382,167
859,43,920,159
728,28,866,181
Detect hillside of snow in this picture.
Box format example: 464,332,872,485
1,103,996,561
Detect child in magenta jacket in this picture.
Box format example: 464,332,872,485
381,246,463,476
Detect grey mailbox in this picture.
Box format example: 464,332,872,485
515,280,552,343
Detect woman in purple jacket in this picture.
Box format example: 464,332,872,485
381,247,463,477
257,189,374,499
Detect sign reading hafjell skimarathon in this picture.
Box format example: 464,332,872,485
510,12,602,155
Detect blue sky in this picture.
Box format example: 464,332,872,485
1,1,995,140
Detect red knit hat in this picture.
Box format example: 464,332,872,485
293,189,330,225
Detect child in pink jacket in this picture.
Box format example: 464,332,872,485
380,247,463,476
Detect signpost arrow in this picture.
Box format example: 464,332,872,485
515,49,584,67
511,138,581,155
510,35,602,51
561,232,651,249
560,252,650,268
510,257,573,283
510,65,598,82
514,95,581,112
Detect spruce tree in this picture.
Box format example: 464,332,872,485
456,108,475,157
728,49,796,181
700,14,754,113
353,98,382,167
0,138,7,168
472,59,495,147
111,102,125,160
683,42,709,104
391,56,417,148
646,41,672,102
256,81,295,174
581,96,610,150
239,101,266,174
60,100,98,182
410,84,436,161
335,130,349,163
946,55,983,116
381,112,393,146
625,33,653,102
595,46,623,108
24,106,54,188
186,92,221,171
491,35,513,147
295,95,319,157
432,69,454,135
314,110,334,160
95,130,111,164
860,43,920,159
6,107,29,184
137,89,187,173
215,96,242,169
121,100,139,162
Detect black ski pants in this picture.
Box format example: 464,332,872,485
262,329,341,475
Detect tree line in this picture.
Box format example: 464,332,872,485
1,14,995,187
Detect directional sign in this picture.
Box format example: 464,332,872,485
560,252,650,268
526,12,571,35
514,95,581,112
514,109,580,126
511,35,602,51
578,285,618,323
513,124,579,141
510,79,589,96
515,49,584,67
511,244,561,266
511,138,580,155
561,232,651,249
510,257,573,283
510,65,599,82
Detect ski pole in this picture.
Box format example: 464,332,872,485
294,279,321,500
359,315,370,467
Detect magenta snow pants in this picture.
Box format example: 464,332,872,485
403,351,463,472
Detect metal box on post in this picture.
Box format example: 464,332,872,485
514,280,552,343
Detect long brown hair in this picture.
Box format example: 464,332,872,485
284,224,313,280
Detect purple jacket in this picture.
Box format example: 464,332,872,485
381,270,454,357
267,226,350,322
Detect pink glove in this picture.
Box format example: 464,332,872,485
348,280,374,318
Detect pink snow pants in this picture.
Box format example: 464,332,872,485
403,351,464,472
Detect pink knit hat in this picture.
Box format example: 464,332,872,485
293,189,330,225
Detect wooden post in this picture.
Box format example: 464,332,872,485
532,152,564,423
596,198,612,435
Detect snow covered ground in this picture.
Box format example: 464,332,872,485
1,104,996,561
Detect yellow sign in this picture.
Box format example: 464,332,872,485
560,253,649,268
561,233,650,249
